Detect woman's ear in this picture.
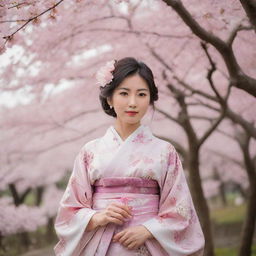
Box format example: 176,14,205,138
107,97,112,106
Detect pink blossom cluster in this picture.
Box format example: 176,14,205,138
202,180,221,199
40,185,64,218
0,197,47,236
96,60,116,87
0,0,60,54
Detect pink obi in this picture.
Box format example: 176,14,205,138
92,177,160,218
93,177,160,194
88,178,168,255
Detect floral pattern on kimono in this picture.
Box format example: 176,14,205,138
54,124,205,256
54,149,99,256
141,143,205,255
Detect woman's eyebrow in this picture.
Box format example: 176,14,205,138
117,87,148,91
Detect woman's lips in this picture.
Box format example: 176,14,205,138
125,111,138,116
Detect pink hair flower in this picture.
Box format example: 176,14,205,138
96,60,116,87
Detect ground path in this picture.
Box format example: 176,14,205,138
21,246,54,256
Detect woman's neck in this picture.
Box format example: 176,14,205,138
113,121,141,141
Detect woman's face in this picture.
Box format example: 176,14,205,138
107,73,151,124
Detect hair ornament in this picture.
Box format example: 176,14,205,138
96,60,116,87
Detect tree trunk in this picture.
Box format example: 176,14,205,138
236,183,247,199
188,150,215,256
219,182,227,207
18,231,30,250
0,233,6,253
238,136,256,256
9,183,31,206
46,217,55,243
35,186,44,206
213,167,227,207
238,183,256,256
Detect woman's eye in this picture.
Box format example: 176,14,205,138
120,92,147,97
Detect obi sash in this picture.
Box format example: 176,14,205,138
82,177,169,256
92,177,160,218
93,177,160,194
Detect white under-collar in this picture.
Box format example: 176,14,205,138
110,124,145,144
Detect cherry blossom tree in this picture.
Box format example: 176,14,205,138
0,1,255,255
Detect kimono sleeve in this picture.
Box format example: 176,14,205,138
141,144,205,256
54,147,98,256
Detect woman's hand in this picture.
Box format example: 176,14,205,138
94,202,133,227
112,225,153,250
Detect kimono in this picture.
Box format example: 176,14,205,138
54,124,205,256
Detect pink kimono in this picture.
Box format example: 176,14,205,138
54,124,205,255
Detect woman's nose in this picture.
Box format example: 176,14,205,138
128,95,137,105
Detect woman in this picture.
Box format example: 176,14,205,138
54,57,205,255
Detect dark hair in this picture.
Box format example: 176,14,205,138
99,57,158,118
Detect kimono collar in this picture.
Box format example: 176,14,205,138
104,124,153,147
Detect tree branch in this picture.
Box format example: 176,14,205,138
155,106,180,125
239,0,256,33
162,0,256,97
3,0,64,42
227,23,253,46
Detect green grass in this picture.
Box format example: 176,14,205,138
210,203,246,224
24,192,36,205
215,245,256,256
215,247,237,256
0,226,57,256
211,203,256,255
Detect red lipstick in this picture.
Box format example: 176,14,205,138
125,111,138,116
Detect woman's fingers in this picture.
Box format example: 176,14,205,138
108,216,124,225
108,204,132,219
101,202,133,226
127,241,137,250
106,210,126,223
120,235,133,246
112,202,132,212
118,233,139,249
